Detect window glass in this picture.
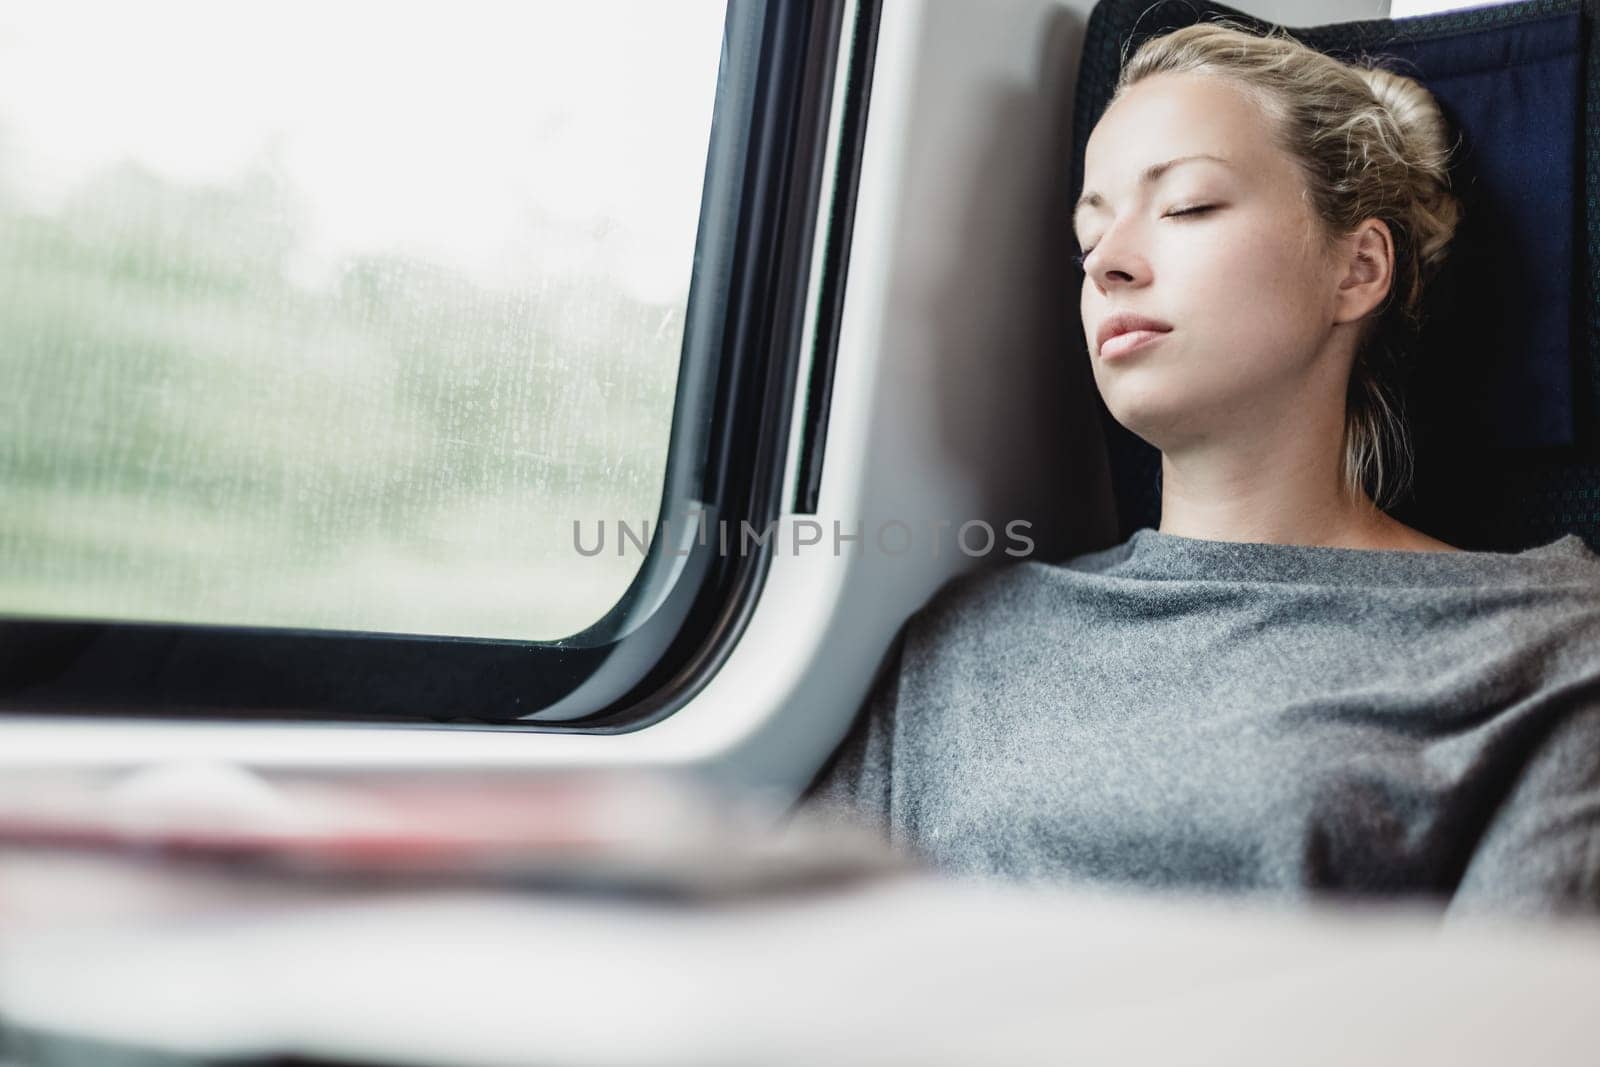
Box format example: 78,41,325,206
1389,0,1519,16
0,0,725,641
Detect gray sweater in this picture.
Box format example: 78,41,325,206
803,527,1600,919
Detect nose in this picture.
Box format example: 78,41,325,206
1082,217,1150,292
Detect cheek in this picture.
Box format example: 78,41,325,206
1180,219,1327,365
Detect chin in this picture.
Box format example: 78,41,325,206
1097,380,1183,437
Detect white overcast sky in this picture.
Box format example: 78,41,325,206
0,1,726,304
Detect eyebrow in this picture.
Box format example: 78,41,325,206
1073,153,1233,225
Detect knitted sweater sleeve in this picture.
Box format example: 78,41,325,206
1447,682,1600,921
798,629,908,846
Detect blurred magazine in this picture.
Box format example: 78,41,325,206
0,763,922,921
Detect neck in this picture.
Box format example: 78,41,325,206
1154,441,1405,550
1137,336,1449,551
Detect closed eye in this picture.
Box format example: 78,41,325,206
1072,205,1218,269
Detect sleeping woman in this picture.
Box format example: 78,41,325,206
801,20,1600,919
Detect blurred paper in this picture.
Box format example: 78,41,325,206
0,763,923,921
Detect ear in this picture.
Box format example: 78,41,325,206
1331,219,1394,325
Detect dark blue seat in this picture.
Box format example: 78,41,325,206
1070,0,1598,553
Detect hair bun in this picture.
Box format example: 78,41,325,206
1354,65,1463,275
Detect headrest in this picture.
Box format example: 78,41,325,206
1070,0,1598,553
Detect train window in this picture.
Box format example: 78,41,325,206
0,1,862,724
0,2,722,642
1391,0,1523,15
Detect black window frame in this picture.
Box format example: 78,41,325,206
0,0,875,730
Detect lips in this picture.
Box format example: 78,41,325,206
1100,330,1169,360
1096,313,1173,359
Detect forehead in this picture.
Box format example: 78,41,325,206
1081,72,1277,187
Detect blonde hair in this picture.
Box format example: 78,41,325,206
1113,20,1463,512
